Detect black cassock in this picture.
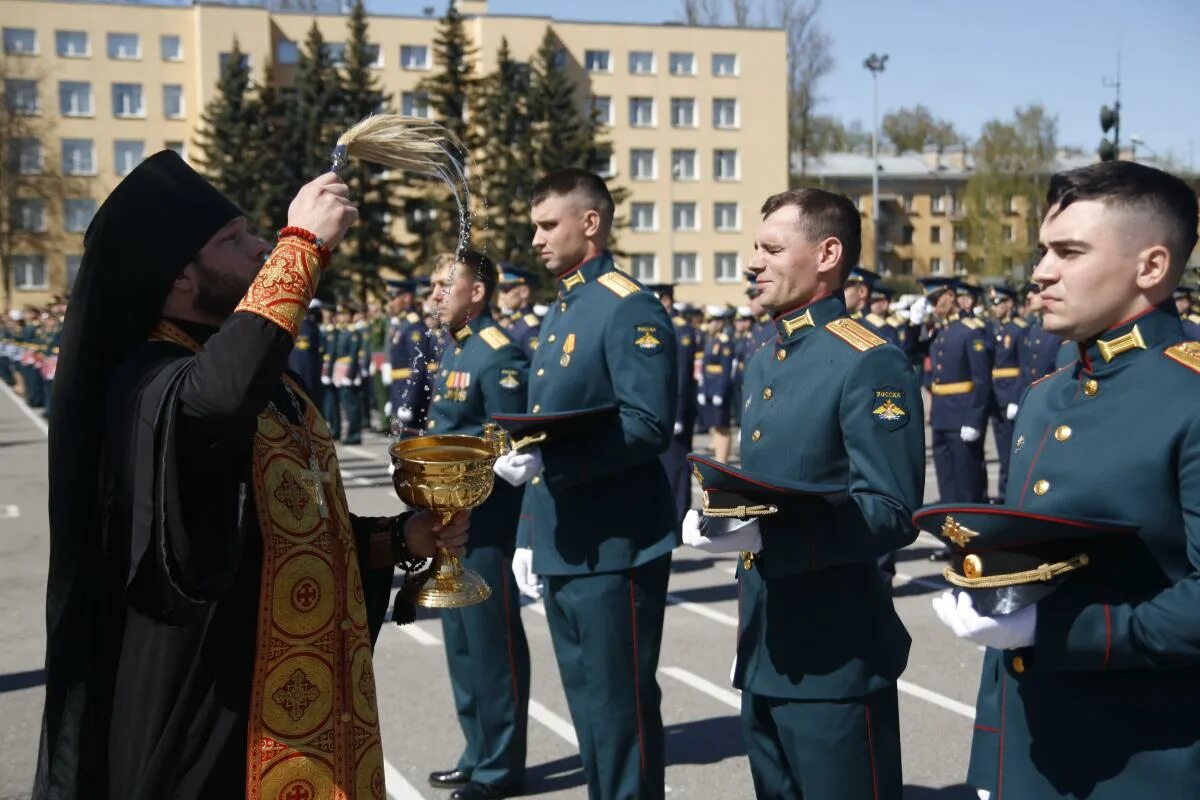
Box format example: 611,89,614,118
91,313,396,799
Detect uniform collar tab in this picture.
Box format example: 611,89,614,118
1080,302,1181,371
556,252,611,295
773,293,844,340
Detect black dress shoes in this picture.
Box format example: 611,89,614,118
428,768,471,789
450,782,522,800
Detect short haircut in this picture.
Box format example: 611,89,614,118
450,249,500,305
760,188,862,280
1047,161,1199,272
531,168,615,229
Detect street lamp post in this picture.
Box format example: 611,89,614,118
864,53,888,272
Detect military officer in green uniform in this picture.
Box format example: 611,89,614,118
684,188,925,800
928,161,1200,800
491,169,678,800
424,251,531,800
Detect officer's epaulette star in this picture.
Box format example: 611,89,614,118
406,311,420,324
478,326,512,350
523,313,539,327
1164,341,1200,375
824,318,886,352
597,272,640,298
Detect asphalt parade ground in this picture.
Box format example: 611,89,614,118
0,383,993,800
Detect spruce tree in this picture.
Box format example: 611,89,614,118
289,23,346,182
193,40,258,210
243,65,293,236
474,37,535,267
528,29,591,177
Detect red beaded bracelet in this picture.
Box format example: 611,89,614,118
277,225,331,267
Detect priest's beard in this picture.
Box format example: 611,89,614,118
192,256,255,320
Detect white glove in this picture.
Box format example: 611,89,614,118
352,377,362,387
697,393,707,406
713,395,724,407
384,401,393,417
321,375,331,386
369,360,377,376
1006,403,1019,421
381,363,393,386
673,421,684,436
977,791,991,800
960,425,981,443
512,547,540,599
909,297,930,326
932,591,1036,650
396,406,413,423
494,447,544,487
681,509,762,554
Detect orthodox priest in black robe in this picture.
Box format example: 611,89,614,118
35,152,469,800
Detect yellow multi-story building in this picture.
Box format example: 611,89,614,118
1,0,788,308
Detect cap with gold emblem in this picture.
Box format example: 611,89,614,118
912,503,1139,615
491,404,618,452
687,453,844,522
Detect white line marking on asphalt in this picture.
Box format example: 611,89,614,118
344,444,385,462
529,699,578,746
660,666,740,710
337,467,374,488
523,599,546,616
666,593,739,627
0,380,48,436
897,679,975,719
384,757,428,800
0,504,19,518
398,624,442,646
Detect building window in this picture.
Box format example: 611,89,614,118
671,149,697,180
362,43,382,67
1003,195,1016,214
112,83,144,117
902,193,914,212
12,199,46,232
672,202,698,231
62,139,94,174
715,202,739,232
400,45,429,70
107,33,140,60
901,225,914,245
58,81,92,117
630,202,656,232
114,139,145,176
900,258,914,274
715,252,740,282
323,42,346,66
66,255,83,289
13,256,47,291
1002,224,1015,242
64,198,96,233
584,49,611,72
401,91,430,118
712,53,738,76
673,253,699,283
629,51,655,75
591,153,615,179
276,39,299,65
629,97,655,127
6,80,40,115
713,98,738,128
714,149,739,181
931,194,946,214
56,30,89,58
165,140,186,161
629,254,657,282
930,256,943,275
670,98,696,128
954,255,966,274
4,28,38,56
630,148,656,180
953,224,966,246
1002,256,1014,272
930,224,941,244
219,52,250,71
12,138,42,174
161,34,182,61
951,194,964,215
163,84,184,118
669,52,695,75
590,95,612,125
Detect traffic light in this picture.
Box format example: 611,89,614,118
1099,104,1119,161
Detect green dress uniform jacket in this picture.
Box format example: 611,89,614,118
971,303,1200,799
425,310,531,789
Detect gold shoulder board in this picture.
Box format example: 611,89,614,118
825,318,886,352
524,313,540,327
1164,341,1200,374
598,272,639,298
479,326,512,350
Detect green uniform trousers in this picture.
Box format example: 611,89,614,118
741,685,902,800
543,554,671,800
440,546,531,788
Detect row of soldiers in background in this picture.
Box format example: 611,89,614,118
0,303,67,418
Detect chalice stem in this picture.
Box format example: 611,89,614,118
434,512,464,578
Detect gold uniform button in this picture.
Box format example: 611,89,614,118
531,404,541,413
751,429,762,442
1084,379,1099,396
547,334,557,343
776,349,787,362
432,394,442,402
536,368,545,377
1054,425,1072,442
762,387,773,400
426,420,437,430
1012,655,1026,674
560,302,568,312
1033,479,1050,495
531,476,541,486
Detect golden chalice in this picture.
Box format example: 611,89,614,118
389,423,508,608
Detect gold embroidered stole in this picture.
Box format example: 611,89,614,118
149,321,385,800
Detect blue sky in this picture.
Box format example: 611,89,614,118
463,0,1198,167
